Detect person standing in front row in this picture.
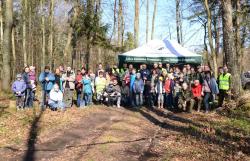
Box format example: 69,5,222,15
218,66,231,108
202,71,219,113
62,67,75,108
155,76,164,109
39,66,55,109
12,74,27,110
133,73,144,108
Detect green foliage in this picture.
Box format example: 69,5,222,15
72,2,110,48
124,32,135,51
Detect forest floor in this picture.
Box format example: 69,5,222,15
0,92,249,161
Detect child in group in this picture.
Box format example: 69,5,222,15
133,73,144,108
83,74,93,106
29,66,36,91
155,76,165,109
12,74,27,110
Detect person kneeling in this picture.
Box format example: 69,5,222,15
104,79,121,108
48,84,65,111
178,83,194,113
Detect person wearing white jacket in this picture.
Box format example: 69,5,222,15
48,84,65,111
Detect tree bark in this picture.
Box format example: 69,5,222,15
146,0,149,42
222,0,240,95
118,0,122,46
41,0,46,70
0,0,3,45
12,26,16,79
2,0,13,91
235,0,243,93
22,0,27,66
176,0,182,44
112,0,117,43
134,0,139,47
204,0,218,78
151,0,157,40
49,0,55,70
64,1,79,64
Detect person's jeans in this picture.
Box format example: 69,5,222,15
165,93,173,108
203,92,211,112
218,89,227,107
40,90,50,109
49,101,65,110
63,88,74,108
77,91,84,107
16,96,25,109
135,93,143,107
129,91,135,107
25,88,34,108
84,93,92,106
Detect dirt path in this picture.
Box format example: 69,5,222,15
0,106,249,161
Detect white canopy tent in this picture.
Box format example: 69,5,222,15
118,38,202,64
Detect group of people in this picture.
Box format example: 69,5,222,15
11,62,232,113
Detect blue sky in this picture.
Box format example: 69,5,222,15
101,0,205,51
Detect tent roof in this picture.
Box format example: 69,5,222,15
119,38,201,58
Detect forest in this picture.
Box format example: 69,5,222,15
0,0,249,93
0,0,250,160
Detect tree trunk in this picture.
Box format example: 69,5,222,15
146,0,149,43
64,1,79,64
176,0,182,44
222,0,240,95
49,0,55,70
0,0,3,45
111,0,117,42
134,0,139,47
12,26,16,79
2,0,13,91
41,0,46,70
22,0,27,66
235,0,243,93
121,7,125,46
204,0,218,78
117,0,122,46
28,1,32,65
151,0,157,40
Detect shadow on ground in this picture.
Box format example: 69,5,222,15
22,109,43,161
134,107,250,155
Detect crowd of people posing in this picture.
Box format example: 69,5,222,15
11,62,232,113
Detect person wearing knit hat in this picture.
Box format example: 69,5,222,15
12,74,27,110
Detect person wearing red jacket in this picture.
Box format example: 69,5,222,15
191,80,203,112
164,74,175,109
75,69,84,107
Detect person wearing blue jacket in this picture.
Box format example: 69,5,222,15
129,69,136,107
39,66,55,109
83,74,93,106
133,73,144,108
